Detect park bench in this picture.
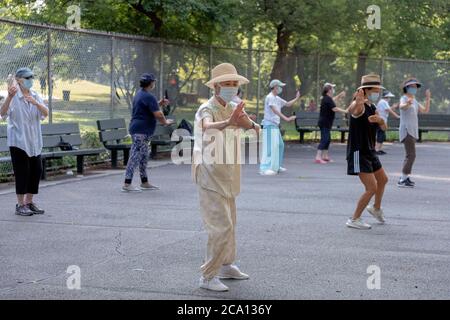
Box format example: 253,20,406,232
387,114,450,142
1,123,105,179
0,126,10,165
97,117,180,162
416,114,450,141
97,118,131,168
295,112,348,143
150,121,178,159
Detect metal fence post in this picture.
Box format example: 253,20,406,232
380,57,385,83
256,49,262,122
47,29,53,123
159,41,164,100
110,36,115,119
316,52,320,107
209,45,213,96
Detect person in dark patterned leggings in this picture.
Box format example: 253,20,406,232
122,73,174,192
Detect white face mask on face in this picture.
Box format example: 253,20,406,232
218,86,239,103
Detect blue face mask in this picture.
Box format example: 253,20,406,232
368,92,379,103
407,87,417,95
276,86,283,95
23,79,33,90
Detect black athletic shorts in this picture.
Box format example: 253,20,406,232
347,150,382,175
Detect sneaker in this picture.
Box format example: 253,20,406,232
199,276,229,292
121,185,143,193
314,159,327,164
140,183,160,191
218,264,250,280
279,167,287,172
346,218,371,230
15,204,34,216
260,170,278,176
397,178,414,188
406,177,416,186
323,158,334,163
27,202,45,214
366,205,385,223
376,150,387,155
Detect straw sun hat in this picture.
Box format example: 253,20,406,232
357,74,385,90
205,63,249,89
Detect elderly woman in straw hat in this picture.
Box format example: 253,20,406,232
192,63,260,292
397,77,431,188
345,74,389,230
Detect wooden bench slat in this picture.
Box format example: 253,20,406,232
43,135,83,148
0,126,7,138
0,137,8,152
42,123,79,135
97,118,127,131
99,128,128,142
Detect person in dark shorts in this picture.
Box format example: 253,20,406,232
345,74,389,230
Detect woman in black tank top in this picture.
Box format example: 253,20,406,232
345,74,389,230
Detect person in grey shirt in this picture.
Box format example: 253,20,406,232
397,77,431,188
0,67,49,216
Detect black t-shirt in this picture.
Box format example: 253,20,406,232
346,103,378,158
318,95,336,129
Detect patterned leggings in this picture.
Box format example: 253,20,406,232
124,134,150,184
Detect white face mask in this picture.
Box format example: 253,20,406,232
218,86,239,103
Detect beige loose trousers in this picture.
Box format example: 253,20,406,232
193,97,242,279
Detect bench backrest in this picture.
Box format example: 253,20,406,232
1,123,82,152
295,112,319,128
295,112,348,128
42,123,83,149
152,124,176,140
388,117,400,128
387,114,450,129
97,118,128,145
0,126,8,152
418,114,450,128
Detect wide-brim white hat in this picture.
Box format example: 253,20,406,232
205,63,249,89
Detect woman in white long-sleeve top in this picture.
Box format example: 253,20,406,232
0,68,49,216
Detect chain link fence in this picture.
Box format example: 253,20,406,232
1,18,449,178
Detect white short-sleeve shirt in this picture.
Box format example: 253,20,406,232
399,95,419,142
376,99,391,123
263,92,287,126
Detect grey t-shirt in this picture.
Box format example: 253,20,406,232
399,95,419,142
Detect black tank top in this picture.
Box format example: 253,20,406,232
347,103,378,158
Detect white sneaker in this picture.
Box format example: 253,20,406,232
279,167,287,172
199,276,229,292
260,170,277,176
218,264,250,280
140,183,160,191
346,218,372,230
121,185,142,193
366,205,385,223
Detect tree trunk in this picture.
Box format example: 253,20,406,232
246,32,254,99
270,25,296,105
356,51,368,88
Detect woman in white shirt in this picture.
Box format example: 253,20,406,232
259,79,300,175
375,90,399,155
397,78,431,188
0,68,49,216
